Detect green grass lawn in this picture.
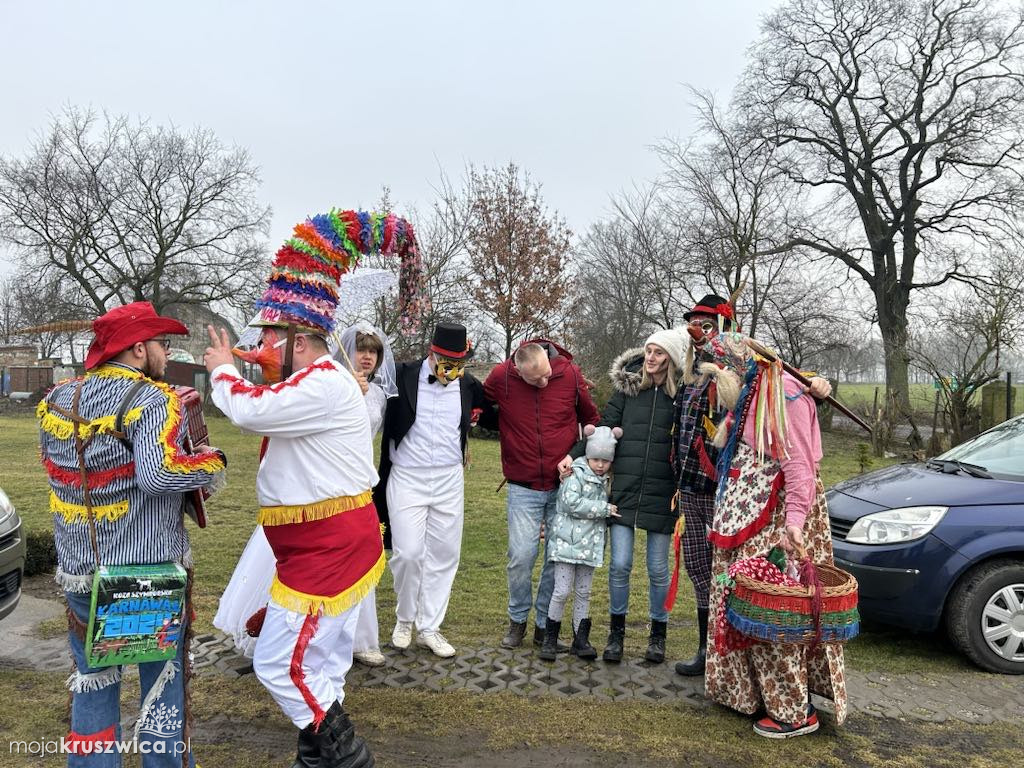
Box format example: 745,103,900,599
0,411,970,675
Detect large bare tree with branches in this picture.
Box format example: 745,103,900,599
0,107,270,318
742,0,1024,447
657,89,807,336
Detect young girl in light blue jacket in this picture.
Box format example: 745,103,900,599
540,424,622,660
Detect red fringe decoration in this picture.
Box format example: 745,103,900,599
341,210,362,257
65,725,117,755
695,436,718,482
382,215,396,254
664,511,683,612
44,457,134,489
799,558,824,650
708,471,785,549
215,361,335,398
245,606,268,637
275,246,342,282
290,612,326,730
258,437,270,462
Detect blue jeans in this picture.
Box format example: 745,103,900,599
608,524,671,622
506,484,558,627
65,590,195,768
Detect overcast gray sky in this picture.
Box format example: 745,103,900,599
0,0,778,275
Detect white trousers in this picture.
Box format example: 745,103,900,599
253,600,359,728
386,463,464,633
353,587,379,653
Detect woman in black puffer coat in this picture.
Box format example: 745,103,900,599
562,328,686,664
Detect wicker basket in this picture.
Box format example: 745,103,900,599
725,561,860,646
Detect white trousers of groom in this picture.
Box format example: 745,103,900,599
386,463,464,633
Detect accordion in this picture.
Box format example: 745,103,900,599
174,385,210,528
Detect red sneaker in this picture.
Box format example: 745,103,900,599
753,708,819,739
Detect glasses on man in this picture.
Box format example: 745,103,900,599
149,338,172,351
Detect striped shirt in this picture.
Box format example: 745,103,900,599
38,363,226,589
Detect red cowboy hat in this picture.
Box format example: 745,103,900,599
84,302,188,369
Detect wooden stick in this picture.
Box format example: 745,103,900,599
743,337,873,434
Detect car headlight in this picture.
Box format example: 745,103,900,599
0,488,13,527
845,506,948,544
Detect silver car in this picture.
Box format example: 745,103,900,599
0,487,26,620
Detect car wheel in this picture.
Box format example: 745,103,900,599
946,560,1024,675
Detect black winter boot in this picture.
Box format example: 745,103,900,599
538,619,561,661
645,619,668,663
674,608,708,676
291,725,320,768
533,623,570,653
602,613,626,663
571,617,597,660
317,701,375,768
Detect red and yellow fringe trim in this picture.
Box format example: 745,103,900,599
258,491,373,527
269,550,386,617
89,365,225,476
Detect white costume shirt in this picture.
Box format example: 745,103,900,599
211,354,378,505
389,359,463,469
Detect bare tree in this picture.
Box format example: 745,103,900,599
657,89,807,335
607,184,695,329
742,0,1024,447
465,163,573,359
912,250,1024,442
0,107,270,317
758,264,863,370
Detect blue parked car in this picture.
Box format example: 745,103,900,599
828,414,1024,674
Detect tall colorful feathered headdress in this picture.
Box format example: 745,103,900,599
252,209,426,335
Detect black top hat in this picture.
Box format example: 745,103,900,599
683,294,735,324
430,322,474,359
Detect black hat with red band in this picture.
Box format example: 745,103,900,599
683,294,736,326
429,322,474,360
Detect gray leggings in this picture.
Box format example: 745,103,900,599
547,562,595,631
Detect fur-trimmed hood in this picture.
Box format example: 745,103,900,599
609,346,686,397
609,347,645,397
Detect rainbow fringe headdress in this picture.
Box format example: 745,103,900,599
253,209,426,335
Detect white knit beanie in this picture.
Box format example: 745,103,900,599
644,327,687,371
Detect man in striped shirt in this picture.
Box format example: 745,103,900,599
39,301,225,767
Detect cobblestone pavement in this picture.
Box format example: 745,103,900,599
7,608,1022,726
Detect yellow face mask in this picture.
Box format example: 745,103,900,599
433,356,466,385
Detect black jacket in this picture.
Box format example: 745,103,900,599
373,359,488,548
574,347,679,535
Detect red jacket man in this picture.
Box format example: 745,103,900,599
484,339,599,649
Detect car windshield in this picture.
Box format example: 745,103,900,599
938,416,1024,481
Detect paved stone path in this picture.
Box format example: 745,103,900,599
4,595,1023,725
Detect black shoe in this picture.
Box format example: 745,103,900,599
571,617,597,660
674,607,708,676
500,619,527,649
533,623,570,653
603,613,626,663
538,619,561,661
317,701,375,768
291,725,320,768
645,619,667,664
